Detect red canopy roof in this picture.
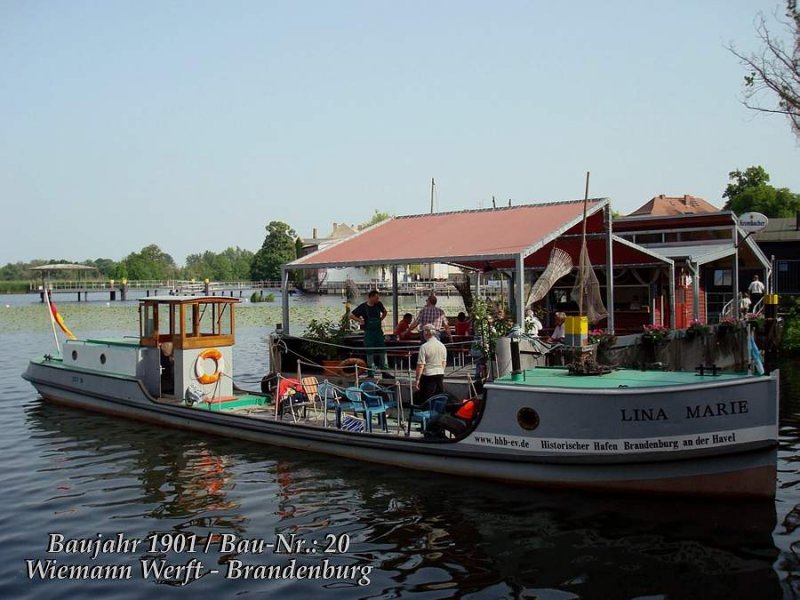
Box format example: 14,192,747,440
291,200,610,269
290,199,671,271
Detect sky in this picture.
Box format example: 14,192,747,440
1,1,799,266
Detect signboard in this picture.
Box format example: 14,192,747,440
738,212,769,233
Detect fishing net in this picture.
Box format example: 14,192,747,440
570,243,607,324
528,248,573,304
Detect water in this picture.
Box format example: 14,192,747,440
1,298,800,598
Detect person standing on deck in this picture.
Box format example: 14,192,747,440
409,294,451,341
350,290,388,378
415,324,447,403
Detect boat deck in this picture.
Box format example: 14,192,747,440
493,367,758,389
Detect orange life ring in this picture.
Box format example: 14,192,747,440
337,358,367,373
195,348,225,385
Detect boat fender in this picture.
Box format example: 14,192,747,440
195,348,225,385
338,357,367,373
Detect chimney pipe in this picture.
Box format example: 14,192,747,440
312,227,317,239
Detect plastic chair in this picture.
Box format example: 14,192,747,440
359,380,397,410
318,381,346,428
343,386,388,433
409,394,449,434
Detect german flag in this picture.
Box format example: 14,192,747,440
49,300,76,340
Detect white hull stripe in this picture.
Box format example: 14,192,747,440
465,425,777,454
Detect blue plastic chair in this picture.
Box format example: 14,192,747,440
318,382,348,428
343,386,388,433
359,380,398,411
409,394,449,433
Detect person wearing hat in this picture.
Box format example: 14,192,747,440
415,323,447,404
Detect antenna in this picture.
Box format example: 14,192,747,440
430,178,436,213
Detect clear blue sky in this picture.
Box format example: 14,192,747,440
1,1,798,265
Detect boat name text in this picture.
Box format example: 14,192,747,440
620,400,749,422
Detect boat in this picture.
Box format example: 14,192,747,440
22,291,779,498
22,200,780,498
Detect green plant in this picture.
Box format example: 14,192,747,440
471,297,513,360
642,324,669,342
301,316,348,361
589,328,617,348
685,319,710,339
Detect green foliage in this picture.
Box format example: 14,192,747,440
251,221,297,281
249,291,275,303
0,281,28,293
0,262,28,281
120,244,178,280
471,297,513,360
722,166,800,217
362,210,392,228
782,297,800,353
185,247,254,281
301,317,348,360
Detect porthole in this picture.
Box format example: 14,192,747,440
517,407,540,431
71,350,78,361
100,353,107,365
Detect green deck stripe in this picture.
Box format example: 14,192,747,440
494,367,754,389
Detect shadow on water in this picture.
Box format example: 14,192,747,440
21,400,782,600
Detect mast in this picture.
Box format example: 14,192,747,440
578,171,590,315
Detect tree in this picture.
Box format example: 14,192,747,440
363,210,392,228
723,165,800,217
185,247,255,281
250,221,297,281
121,244,178,280
729,1,800,139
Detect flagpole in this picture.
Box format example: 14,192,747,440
42,284,61,354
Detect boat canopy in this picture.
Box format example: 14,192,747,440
138,296,238,351
283,199,674,333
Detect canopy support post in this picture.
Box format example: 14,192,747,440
515,254,525,328
605,204,615,334
668,262,676,329
392,265,399,329
281,266,290,335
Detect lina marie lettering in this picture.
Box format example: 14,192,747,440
620,400,749,422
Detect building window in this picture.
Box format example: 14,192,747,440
713,269,732,287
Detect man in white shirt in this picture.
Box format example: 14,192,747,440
748,275,765,308
415,324,447,403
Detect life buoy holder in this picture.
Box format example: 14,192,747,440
337,357,367,373
195,348,225,385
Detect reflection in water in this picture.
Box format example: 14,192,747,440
22,401,782,599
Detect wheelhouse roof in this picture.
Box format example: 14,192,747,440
289,199,672,271
139,295,240,305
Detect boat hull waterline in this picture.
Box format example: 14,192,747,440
23,358,779,498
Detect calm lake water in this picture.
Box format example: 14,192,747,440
2,295,800,599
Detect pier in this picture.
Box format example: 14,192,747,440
29,278,483,302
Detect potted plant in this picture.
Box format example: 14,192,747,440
301,317,349,369
641,324,669,344
716,316,741,336
685,319,710,340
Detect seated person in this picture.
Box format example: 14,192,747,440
525,306,543,336
547,312,566,343
454,311,471,336
393,313,416,340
